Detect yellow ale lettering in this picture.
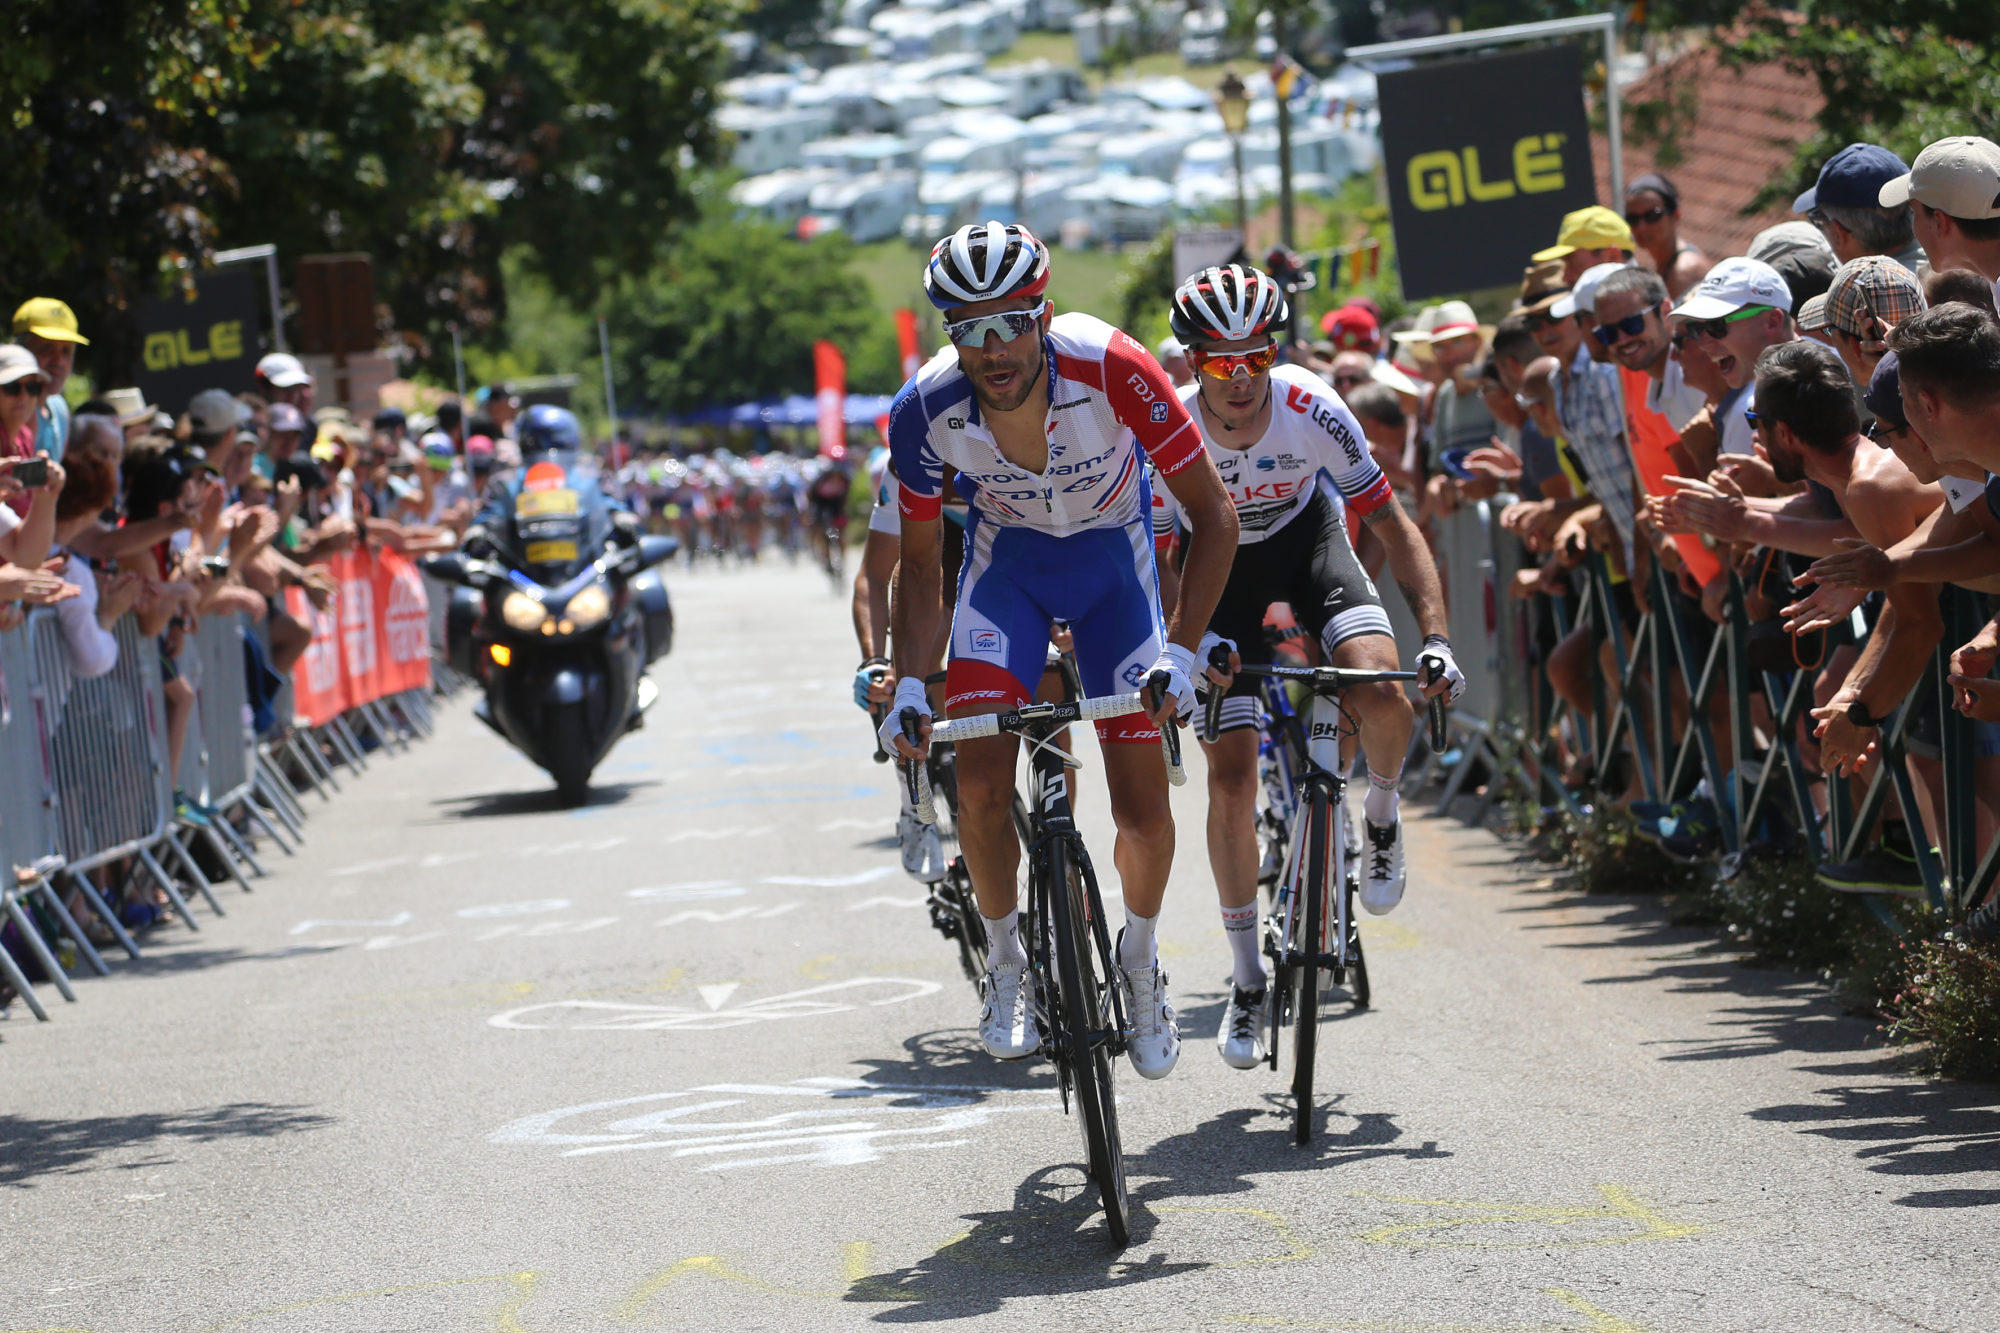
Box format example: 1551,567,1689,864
210,320,243,361
1408,151,1465,211
143,331,177,372
174,328,211,366
1462,147,1516,202
1514,134,1566,194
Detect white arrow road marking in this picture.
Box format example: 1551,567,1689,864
488,977,943,1032
289,912,414,936
696,984,740,1011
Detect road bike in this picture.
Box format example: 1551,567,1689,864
913,653,1079,993
1215,657,1444,1144
905,677,1184,1247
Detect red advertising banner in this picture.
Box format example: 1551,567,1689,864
281,544,433,727
814,339,846,458
895,308,921,382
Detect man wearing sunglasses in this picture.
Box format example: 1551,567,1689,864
883,222,1239,1077
1668,257,1797,460
1151,264,1461,1069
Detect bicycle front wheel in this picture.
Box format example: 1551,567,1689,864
1048,837,1129,1247
1291,783,1332,1145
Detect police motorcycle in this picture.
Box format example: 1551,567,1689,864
424,406,677,804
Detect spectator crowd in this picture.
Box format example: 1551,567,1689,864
1297,133,2000,938
0,305,524,990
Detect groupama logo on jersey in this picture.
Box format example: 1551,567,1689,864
1149,401,1170,423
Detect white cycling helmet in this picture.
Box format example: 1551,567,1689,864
924,221,1052,311
1170,263,1289,344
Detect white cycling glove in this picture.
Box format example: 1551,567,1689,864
1147,642,1198,721
880,676,932,756
1195,631,1237,689
1417,635,1467,703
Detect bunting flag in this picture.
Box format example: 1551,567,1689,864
1294,238,1386,296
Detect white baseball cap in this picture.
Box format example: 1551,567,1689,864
1155,335,1185,359
1551,262,1630,319
1670,257,1793,322
1879,136,2000,218
256,351,311,388
187,388,247,438
0,344,42,385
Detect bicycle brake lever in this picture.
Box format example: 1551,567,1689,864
1419,655,1448,752
1147,670,1187,787
1198,642,1232,744
900,706,938,824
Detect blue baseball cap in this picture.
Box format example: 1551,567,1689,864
1864,351,1906,428
1794,143,1911,214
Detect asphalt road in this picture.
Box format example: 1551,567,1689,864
5,559,1999,1333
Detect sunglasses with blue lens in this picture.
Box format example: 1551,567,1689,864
1591,311,1652,346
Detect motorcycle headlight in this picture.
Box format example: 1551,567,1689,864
564,583,612,630
501,591,548,633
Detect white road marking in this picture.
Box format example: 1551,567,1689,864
659,825,775,844
490,1077,1052,1171
846,895,927,911
288,912,413,936
456,899,573,919
697,984,740,1011
761,867,899,887
488,977,943,1033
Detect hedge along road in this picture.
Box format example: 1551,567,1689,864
2,561,1997,1333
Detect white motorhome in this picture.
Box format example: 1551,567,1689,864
719,106,837,175
730,169,841,228
906,168,1019,240
804,172,922,243
801,134,920,175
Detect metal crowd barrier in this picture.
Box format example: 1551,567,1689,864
0,583,452,1022
1443,504,2000,925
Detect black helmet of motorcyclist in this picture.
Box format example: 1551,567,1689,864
519,404,581,457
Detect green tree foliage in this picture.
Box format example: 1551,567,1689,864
1,1,738,380
603,193,896,413
1,1,268,373
1732,2,2000,210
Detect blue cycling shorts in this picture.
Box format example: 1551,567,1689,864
944,511,1165,744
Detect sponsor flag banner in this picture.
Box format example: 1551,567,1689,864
1376,44,1597,299
895,308,922,382
814,339,846,457
374,547,435,694
281,546,433,726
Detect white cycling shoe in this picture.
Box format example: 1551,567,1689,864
978,961,1041,1059
1360,818,1407,915
1116,937,1180,1080
1216,981,1267,1070
897,810,946,883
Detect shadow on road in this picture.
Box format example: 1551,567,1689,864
0,1103,335,1188
1749,1073,2000,1208
430,780,655,819
848,1028,1056,1092
844,1164,1200,1320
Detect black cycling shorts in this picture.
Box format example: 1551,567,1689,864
1206,489,1393,727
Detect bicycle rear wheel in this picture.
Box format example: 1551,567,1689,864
1048,837,1129,1246
1291,783,1331,1145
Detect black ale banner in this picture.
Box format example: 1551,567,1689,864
134,269,264,415
1377,45,1598,299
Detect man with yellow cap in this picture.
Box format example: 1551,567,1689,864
1533,206,1636,286
12,298,86,462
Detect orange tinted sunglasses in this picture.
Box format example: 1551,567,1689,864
1192,343,1279,380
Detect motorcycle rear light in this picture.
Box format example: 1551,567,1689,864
490,643,512,666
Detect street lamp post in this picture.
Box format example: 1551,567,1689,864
1216,70,1250,246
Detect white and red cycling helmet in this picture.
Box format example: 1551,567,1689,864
1170,263,1289,344
924,221,1052,311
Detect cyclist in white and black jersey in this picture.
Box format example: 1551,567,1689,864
1154,264,1464,1069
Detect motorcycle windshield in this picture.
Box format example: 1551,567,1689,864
507,454,614,580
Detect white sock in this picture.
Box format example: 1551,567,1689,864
1364,767,1401,826
1220,902,1265,989
1120,907,1158,971
984,909,1026,968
